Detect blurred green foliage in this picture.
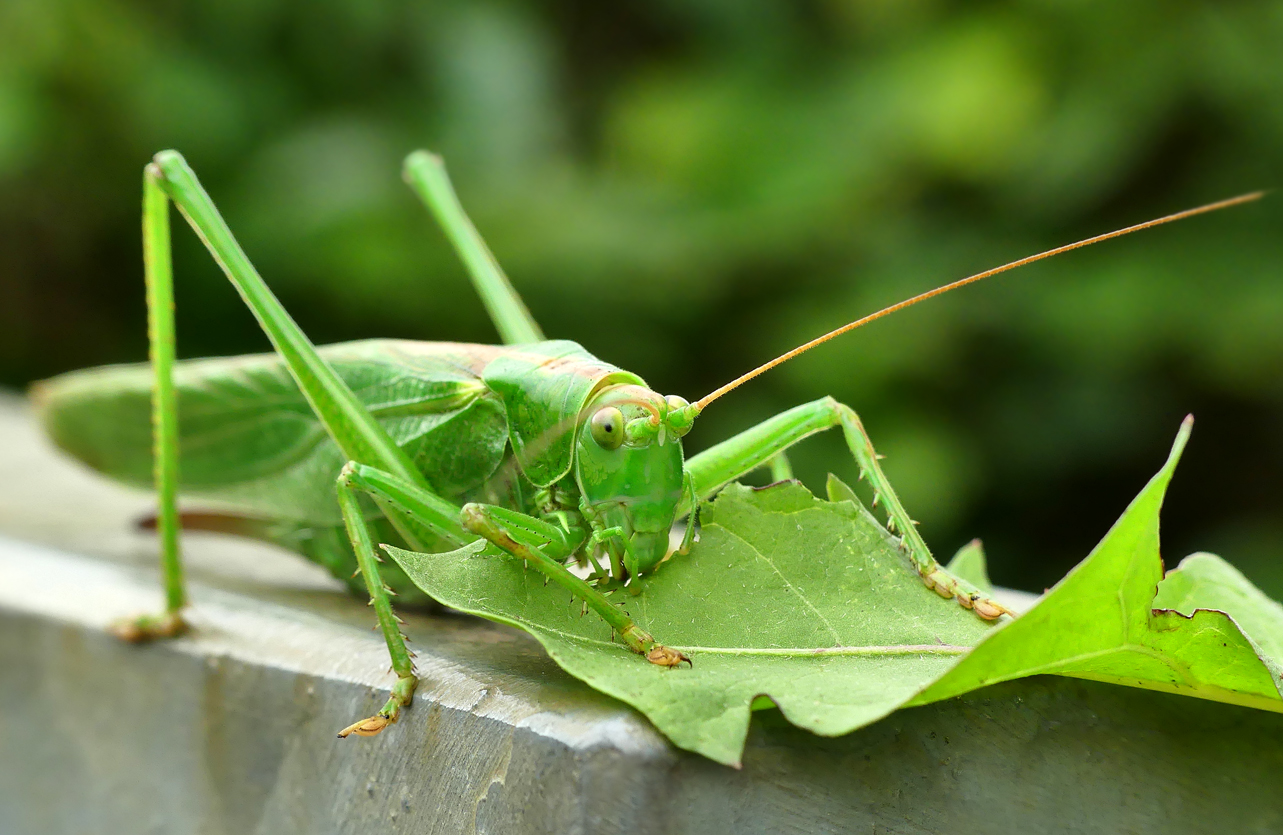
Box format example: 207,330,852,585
1,0,1281,596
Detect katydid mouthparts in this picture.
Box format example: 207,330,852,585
30,148,1262,738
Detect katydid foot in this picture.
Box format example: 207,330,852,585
646,644,692,668
109,610,188,642
337,672,417,738
617,623,691,668
918,567,1012,620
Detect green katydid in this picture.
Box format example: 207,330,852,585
31,149,1260,739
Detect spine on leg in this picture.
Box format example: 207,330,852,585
835,403,1012,620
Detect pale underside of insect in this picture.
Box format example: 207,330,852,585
31,149,1259,738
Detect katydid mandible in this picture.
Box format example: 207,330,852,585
32,149,1261,738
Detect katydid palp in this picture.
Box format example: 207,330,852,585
31,149,1261,738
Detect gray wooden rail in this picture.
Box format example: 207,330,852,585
1,393,1280,834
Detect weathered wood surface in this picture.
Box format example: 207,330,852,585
1,393,1281,834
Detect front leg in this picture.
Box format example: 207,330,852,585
686,397,1013,621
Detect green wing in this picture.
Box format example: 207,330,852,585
33,339,510,526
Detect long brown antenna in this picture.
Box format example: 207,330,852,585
694,191,1264,411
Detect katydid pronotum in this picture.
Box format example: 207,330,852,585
33,150,1260,739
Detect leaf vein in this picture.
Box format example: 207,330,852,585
717,524,845,646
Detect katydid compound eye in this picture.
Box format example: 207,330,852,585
590,406,625,450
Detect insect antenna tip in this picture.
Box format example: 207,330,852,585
693,190,1265,411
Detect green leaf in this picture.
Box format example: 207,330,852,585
945,538,992,592
386,417,1283,765
1153,552,1283,689
387,479,996,766
912,417,1283,714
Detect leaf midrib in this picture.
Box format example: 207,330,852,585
505,617,972,658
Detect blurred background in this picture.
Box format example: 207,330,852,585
1,0,1280,597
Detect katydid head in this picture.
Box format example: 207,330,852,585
574,385,692,576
